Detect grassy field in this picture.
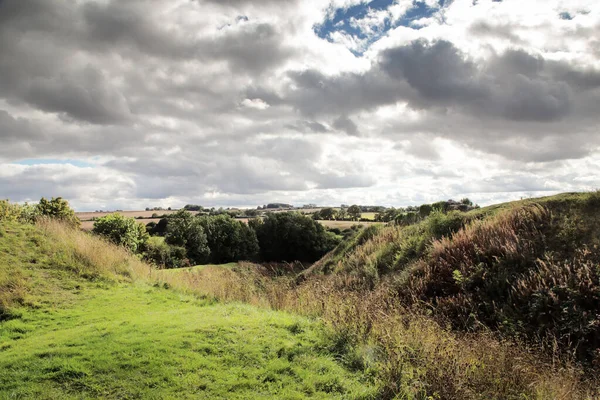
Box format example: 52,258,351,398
5,193,599,399
0,222,377,399
317,220,378,229
0,285,377,399
76,210,193,221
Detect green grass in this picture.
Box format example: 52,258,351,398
0,285,377,399
0,222,379,399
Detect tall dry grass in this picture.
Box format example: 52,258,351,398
36,218,153,282
152,261,596,399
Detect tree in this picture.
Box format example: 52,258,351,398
183,204,203,212
249,212,340,263
93,213,149,252
347,205,362,221
336,208,348,221
165,210,209,264
418,204,433,218
36,197,80,227
318,208,335,220
198,214,259,264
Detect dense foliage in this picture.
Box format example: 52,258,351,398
92,213,149,252
309,192,600,366
0,197,79,226
250,212,340,263
36,197,80,227
164,210,210,265
197,215,259,264
143,236,187,269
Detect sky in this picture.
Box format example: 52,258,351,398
0,0,599,211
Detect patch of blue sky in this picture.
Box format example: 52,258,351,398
314,0,451,55
14,158,95,168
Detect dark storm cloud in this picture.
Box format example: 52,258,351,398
273,39,597,127
0,110,43,142
81,1,293,73
23,68,133,124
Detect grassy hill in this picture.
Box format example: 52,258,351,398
2,192,600,399
0,222,377,399
304,191,600,364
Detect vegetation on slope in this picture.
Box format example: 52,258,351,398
307,191,600,365
0,221,377,399
2,192,599,399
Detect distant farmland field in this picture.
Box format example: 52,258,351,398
76,210,199,221
78,211,380,231
318,220,379,229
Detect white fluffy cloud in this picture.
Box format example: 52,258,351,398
0,0,599,210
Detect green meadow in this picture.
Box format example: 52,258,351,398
0,223,377,399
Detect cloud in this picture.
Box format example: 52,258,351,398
241,98,270,110
333,115,360,136
0,0,599,209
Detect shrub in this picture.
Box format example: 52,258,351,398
36,197,80,227
0,200,23,222
143,236,186,269
425,210,467,239
148,218,168,236
92,213,149,253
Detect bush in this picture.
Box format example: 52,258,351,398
0,200,23,222
1,198,72,225
425,210,466,239
36,197,80,227
92,213,149,253
250,212,340,263
143,236,186,269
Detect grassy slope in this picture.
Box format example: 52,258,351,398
304,191,600,363
0,222,377,399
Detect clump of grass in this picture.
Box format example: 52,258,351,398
0,267,27,321
36,218,152,282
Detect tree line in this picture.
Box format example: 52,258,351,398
93,210,341,268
